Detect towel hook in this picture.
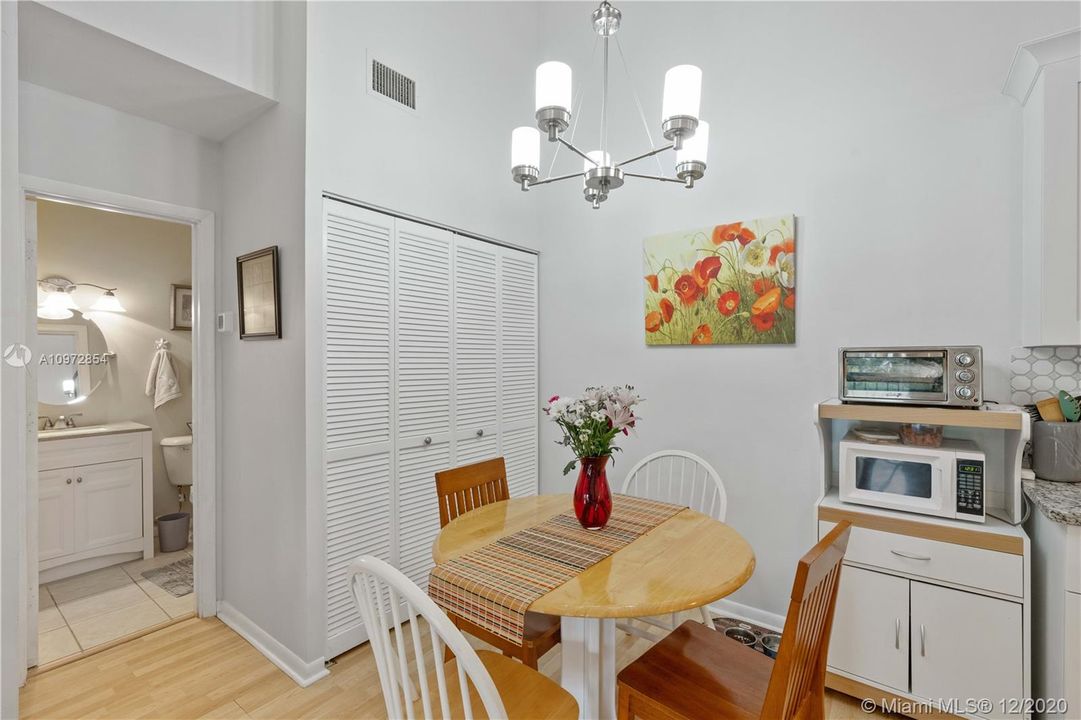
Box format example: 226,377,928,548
155,338,170,350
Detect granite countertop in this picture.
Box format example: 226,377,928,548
1023,477,1081,526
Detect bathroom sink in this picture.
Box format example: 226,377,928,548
38,421,151,440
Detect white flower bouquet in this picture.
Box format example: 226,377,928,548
543,385,643,475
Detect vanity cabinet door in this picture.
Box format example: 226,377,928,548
73,459,143,551
910,582,1023,719
827,565,910,693
39,468,75,561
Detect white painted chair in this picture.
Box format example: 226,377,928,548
618,450,728,640
348,555,578,720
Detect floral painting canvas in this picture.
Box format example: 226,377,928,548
643,215,796,345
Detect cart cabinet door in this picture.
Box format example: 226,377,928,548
911,581,1023,719
827,565,910,693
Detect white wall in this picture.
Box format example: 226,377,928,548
36,200,194,520
535,1,1080,617
39,1,275,97
219,0,311,664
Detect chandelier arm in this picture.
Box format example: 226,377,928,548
556,136,600,166
623,172,686,184
530,171,587,187
615,143,675,168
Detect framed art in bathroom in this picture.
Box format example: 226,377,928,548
236,245,281,339
171,284,193,331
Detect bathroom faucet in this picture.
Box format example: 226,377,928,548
38,416,54,430
57,413,82,428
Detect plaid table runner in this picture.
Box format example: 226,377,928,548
428,494,685,646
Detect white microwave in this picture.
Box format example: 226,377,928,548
839,434,985,523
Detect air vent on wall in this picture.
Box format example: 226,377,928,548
371,59,416,110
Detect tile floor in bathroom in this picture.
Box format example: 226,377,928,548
37,547,194,666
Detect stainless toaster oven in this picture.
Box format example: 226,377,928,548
839,346,982,407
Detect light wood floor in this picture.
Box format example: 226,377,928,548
20,616,890,719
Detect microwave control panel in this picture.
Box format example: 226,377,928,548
956,459,985,516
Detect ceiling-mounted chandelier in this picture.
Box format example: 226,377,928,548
509,1,708,209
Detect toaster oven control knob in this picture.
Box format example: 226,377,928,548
956,352,975,368
956,369,975,383
956,385,975,400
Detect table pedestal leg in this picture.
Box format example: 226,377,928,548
560,617,617,720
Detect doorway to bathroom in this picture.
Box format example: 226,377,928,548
19,178,217,675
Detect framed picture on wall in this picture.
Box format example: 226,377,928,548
170,284,193,331
236,246,281,339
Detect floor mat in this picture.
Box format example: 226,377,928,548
141,557,193,598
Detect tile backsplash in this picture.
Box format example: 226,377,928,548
1010,347,1081,406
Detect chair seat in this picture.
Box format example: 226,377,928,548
437,650,579,719
617,620,774,720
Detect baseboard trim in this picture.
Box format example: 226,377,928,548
217,601,329,687
708,598,785,632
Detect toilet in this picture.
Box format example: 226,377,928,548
161,435,193,488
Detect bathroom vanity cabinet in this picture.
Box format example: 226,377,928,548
38,423,153,583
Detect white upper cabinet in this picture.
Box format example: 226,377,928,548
1004,30,1081,347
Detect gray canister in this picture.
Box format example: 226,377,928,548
1032,421,1081,482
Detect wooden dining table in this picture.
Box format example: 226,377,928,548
432,493,756,720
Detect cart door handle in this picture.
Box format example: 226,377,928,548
920,624,926,657
891,549,931,561
895,618,901,649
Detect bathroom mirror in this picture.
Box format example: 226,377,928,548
37,313,112,406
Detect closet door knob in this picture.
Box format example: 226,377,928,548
76,477,83,483
66,478,72,485
423,437,432,446
476,429,484,437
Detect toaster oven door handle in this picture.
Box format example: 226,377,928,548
890,549,932,561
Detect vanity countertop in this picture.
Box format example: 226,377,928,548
1023,477,1081,526
38,421,152,442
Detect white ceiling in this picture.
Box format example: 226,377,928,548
19,2,275,142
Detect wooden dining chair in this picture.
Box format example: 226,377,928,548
616,521,852,720
349,555,578,720
619,450,728,638
433,458,561,669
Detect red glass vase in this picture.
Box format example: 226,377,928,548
573,456,612,530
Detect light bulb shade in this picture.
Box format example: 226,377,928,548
676,121,710,164
662,64,702,122
37,305,73,320
90,290,126,313
583,150,611,172
511,127,541,170
535,61,572,112
42,291,78,313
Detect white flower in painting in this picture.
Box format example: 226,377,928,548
777,251,795,289
740,238,770,275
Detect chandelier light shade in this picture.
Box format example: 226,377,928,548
39,291,76,320
509,1,710,208
90,289,126,313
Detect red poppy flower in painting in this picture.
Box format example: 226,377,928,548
645,311,663,333
752,277,776,297
769,238,796,266
659,297,675,323
751,287,782,316
716,291,740,317
644,274,659,292
690,324,713,344
784,292,795,311
692,256,722,288
750,312,775,332
673,273,701,306
712,222,757,246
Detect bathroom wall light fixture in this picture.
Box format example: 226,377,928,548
509,1,709,208
37,276,127,319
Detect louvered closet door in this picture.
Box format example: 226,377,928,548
395,219,454,591
322,201,395,657
452,236,500,465
498,249,539,498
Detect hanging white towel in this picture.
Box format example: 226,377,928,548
146,346,182,408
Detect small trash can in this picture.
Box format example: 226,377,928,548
157,512,191,553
